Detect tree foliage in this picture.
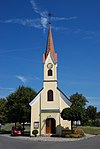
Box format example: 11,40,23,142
70,93,87,121
96,112,100,119
0,98,7,124
61,92,88,128
86,105,97,120
6,86,37,125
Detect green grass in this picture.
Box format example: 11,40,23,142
1,123,100,136
78,126,100,135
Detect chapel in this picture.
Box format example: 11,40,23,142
29,23,72,136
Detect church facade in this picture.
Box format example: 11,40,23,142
29,24,72,136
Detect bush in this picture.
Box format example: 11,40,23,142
70,134,82,138
74,128,84,137
65,134,70,138
32,129,38,137
92,120,100,127
65,134,82,138
62,129,74,136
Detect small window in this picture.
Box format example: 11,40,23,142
47,90,53,101
48,69,52,76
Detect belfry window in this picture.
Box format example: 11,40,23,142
47,90,53,101
48,69,52,76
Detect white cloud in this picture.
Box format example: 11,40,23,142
1,18,42,29
16,75,27,83
87,96,100,100
30,0,40,14
73,28,100,40
0,0,78,32
51,16,78,21
33,76,41,81
0,87,14,90
30,0,48,32
30,0,77,32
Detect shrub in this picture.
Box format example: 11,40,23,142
65,134,70,138
70,134,81,138
65,134,82,138
92,120,100,127
32,129,38,137
74,128,84,137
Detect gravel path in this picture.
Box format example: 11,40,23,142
0,133,96,142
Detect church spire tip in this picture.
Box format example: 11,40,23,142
43,23,57,63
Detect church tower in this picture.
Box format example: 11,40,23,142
43,23,57,82
29,23,71,136
43,23,58,101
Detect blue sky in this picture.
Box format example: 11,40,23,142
0,0,100,111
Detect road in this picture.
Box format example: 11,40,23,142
0,135,100,149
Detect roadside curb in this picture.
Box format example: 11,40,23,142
0,133,96,142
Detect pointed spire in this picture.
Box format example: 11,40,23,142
43,23,57,63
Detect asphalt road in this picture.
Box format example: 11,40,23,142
0,135,100,149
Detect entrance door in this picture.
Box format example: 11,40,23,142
46,118,56,134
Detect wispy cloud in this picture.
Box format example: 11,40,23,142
30,0,48,32
0,0,78,32
16,75,27,83
0,18,42,29
82,30,100,40
32,76,41,81
74,28,100,40
0,87,15,97
0,87,14,90
51,16,78,21
87,96,100,100
0,95,6,98
30,0,40,14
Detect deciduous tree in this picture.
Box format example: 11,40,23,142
0,98,7,124
61,93,88,129
6,86,36,127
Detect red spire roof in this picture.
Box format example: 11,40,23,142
43,24,57,63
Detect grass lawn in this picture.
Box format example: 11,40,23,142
1,123,100,136
78,126,100,135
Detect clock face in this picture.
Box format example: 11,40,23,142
47,63,53,69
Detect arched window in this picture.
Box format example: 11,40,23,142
47,90,53,101
48,69,52,76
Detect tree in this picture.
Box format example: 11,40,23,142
61,108,74,129
96,111,100,119
86,105,97,120
6,86,37,127
70,92,87,109
70,93,88,122
0,98,7,124
61,93,88,128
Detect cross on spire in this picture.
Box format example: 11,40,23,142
48,12,52,24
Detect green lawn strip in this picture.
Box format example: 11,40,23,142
78,126,100,135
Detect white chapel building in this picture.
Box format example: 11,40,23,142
29,24,72,136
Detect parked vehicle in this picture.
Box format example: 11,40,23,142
11,126,24,136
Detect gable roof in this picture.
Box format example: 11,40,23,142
29,87,72,107
57,87,72,107
29,88,43,106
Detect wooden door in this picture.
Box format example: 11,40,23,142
46,118,56,134
46,118,51,134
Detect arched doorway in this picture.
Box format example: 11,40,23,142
46,118,56,134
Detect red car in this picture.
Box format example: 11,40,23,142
11,126,24,136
